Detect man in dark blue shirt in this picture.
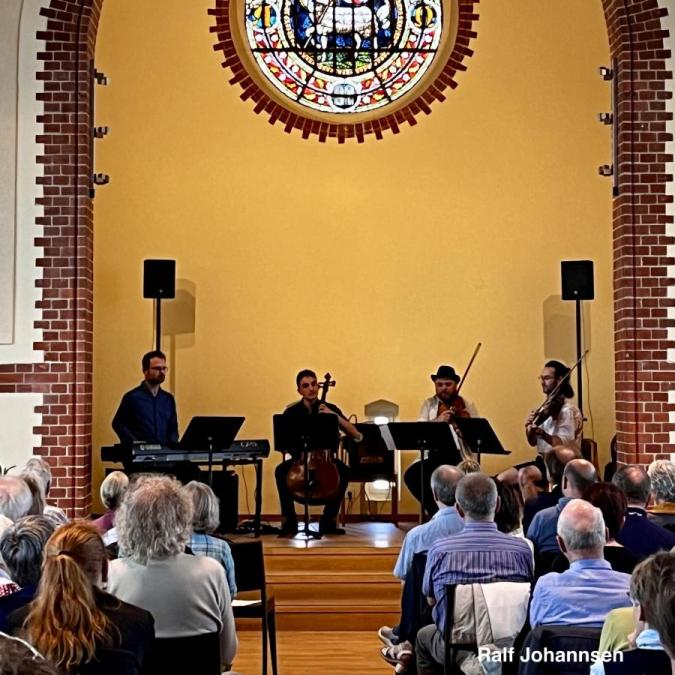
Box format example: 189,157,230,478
113,350,179,445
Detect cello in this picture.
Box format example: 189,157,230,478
285,372,342,502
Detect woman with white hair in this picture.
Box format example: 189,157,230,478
647,460,675,531
108,475,237,669
92,471,129,538
182,481,236,598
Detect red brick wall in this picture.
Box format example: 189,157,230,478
3,0,670,514
601,0,674,466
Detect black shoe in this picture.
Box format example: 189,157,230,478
319,521,346,535
277,521,298,538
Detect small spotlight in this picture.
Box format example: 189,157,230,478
598,66,613,81
373,416,389,425
598,112,613,125
598,165,613,177
94,69,109,86
92,173,110,185
93,126,110,139
371,479,390,491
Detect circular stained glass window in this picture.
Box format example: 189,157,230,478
244,0,443,114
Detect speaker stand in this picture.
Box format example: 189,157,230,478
575,298,583,415
154,293,163,351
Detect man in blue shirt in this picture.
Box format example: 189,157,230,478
379,465,464,648
415,473,533,674
530,499,632,627
612,465,675,558
113,350,179,447
527,458,597,555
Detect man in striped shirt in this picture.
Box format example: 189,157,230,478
417,473,534,674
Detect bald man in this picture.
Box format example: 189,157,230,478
530,499,631,627
522,445,579,532
526,458,597,555
612,465,675,558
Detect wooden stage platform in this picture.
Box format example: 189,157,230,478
231,522,405,632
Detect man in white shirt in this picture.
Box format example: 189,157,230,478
404,366,478,516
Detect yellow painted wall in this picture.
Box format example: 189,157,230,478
92,0,613,516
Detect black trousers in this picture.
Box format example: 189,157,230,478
403,452,447,517
275,456,350,526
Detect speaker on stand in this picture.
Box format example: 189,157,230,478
560,260,594,415
143,259,176,351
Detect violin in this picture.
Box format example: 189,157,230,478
285,373,342,503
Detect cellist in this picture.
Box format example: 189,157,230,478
525,360,583,459
275,369,361,537
403,365,478,517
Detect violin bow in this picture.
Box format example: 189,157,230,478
533,349,589,418
456,342,482,395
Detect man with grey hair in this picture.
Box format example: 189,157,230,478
415,473,533,674
378,466,465,649
19,457,67,525
182,481,236,599
0,477,32,523
108,475,237,668
647,459,675,529
613,464,675,558
0,515,55,632
527,458,597,554
530,499,631,627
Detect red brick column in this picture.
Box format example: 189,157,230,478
602,0,674,465
0,0,102,516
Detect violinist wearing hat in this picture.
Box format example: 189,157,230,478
403,365,478,517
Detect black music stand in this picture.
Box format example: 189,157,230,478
386,422,461,523
453,417,510,464
273,413,339,541
346,423,394,482
180,416,244,487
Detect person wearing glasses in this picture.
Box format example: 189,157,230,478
112,350,179,447
525,360,582,458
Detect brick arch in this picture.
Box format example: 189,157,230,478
13,0,671,513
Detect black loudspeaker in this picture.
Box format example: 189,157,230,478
211,471,239,533
561,260,594,300
143,259,176,299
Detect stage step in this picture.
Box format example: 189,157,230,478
234,523,405,631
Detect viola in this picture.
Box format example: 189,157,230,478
285,373,342,502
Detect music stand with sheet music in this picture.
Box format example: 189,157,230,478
273,413,339,540
452,417,510,464
385,422,461,522
180,416,244,486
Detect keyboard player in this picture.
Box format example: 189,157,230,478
112,350,198,483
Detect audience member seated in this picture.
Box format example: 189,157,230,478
494,477,528,539
9,520,154,675
550,482,639,574
378,465,464,649
92,471,129,539
646,460,675,531
0,516,55,631
527,458,597,565
529,499,631,628
519,464,543,504
0,632,58,675
413,473,533,674
182,480,237,599
523,445,578,533
612,465,675,558
591,551,674,675
108,475,237,670
456,458,481,475
19,457,68,526
645,551,675,674
0,477,32,524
